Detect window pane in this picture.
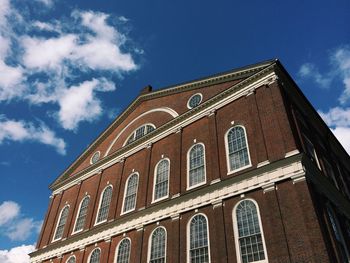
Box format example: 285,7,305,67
189,215,209,263
228,127,250,171
123,174,138,213
117,239,131,263
74,196,90,232
236,200,265,262
189,144,205,187
54,206,69,240
126,125,155,145
89,249,100,263
149,227,166,263
154,160,169,200
67,257,75,263
96,186,113,223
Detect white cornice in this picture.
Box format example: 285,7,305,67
31,158,304,262
52,72,278,195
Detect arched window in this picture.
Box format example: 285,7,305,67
53,205,69,241
148,227,167,263
96,185,113,224
122,173,139,214
153,159,170,202
89,248,101,263
125,124,155,146
73,195,90,233
226,126,251,172
115,238,131,263
188,214,210,263
66,256,76,263
188,144,206,189
233,199,267,263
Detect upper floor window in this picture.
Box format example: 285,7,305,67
122,173,139,214
303,135,321,169
95,185,113,224
233,199,267,263
116,238,131,263
125,124,155,146
66,256,76,263
187,93,203,109
89,248,101,263
73,195,90,233
324,160,339,189
53,205,69,241
148,227,167,263
225,126,251,173
187,143,206,189
188,214,210,263
153,159,170,202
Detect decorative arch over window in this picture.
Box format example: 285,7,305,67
66,256,76,263
187,143,206,189
53,205,69,241
153,159,170,202
225,125,251,173
115,238,131,263
148,227,167,263
122,173,139,214
187,214,211,263
73,195,90,233
233,199,268,263
89,248,101,263
124,124,156,146
95,185,113,224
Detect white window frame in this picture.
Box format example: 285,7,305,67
121,173,139,215
72,195,90,234
88,248,101,263
114,237,131,263
66,255,76,263
90,151,101,164
187,143,207,190
186,213,211,263
224,125,252,175
187,93,203,109
152,158,170,203
147,226,167,263
52,204,70,242
94,185,113,226
123,123,156,146
232,198,268,263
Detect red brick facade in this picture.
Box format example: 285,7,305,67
31,60,350,263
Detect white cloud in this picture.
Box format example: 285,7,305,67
58,78,116,130
0,117,66,154
298,63,332,88
0,201,20,226
0,244,35,263
331,47,350,104
6,219,42,241
331,126,350,155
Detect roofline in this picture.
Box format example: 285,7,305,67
50,59,277,189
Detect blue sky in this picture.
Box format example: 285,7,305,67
0,0,349,261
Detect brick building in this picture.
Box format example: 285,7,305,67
30,60,350,263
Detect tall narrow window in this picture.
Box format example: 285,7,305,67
73,196,90,233
303,135,320,169
122,173,139,214
234,199,267,263
89,248,101,263
116,238,131,263
188,144,206,189
226,126,251,172
188,214,210,263
153,159,170,201
148,227,167,263
96,185,113,224
66,256,76,263
53,205,69,241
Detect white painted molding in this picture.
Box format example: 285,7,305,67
31,159,304,263
257,160,270,168
285,149,300,158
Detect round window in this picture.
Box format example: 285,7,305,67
91,151,100,164
187,93,203,109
